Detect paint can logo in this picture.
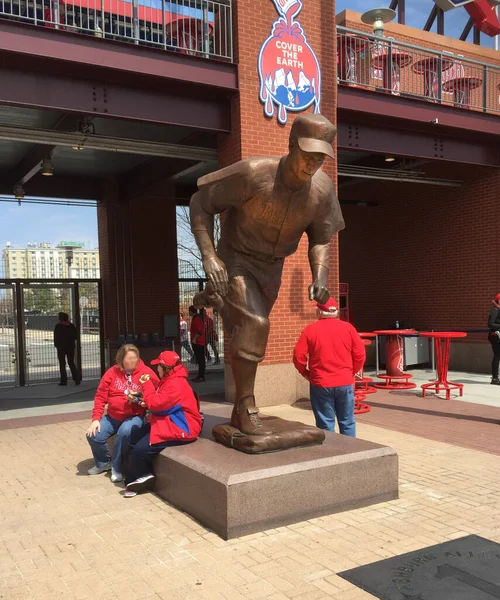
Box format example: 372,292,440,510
258,0,321,124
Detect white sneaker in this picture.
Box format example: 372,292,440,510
88,461,111,475
126,474,155,493
123,489,137,498
111,469,123,483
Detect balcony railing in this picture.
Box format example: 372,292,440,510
337,26,500,115
0,0,233,61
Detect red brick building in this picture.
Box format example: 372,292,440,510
0,1,499,394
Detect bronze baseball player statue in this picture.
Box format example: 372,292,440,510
190,114,344,441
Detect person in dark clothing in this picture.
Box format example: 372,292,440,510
488,293,500,386
54,312,80,386
189,305,206,382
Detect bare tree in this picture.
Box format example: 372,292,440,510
176,206,221,278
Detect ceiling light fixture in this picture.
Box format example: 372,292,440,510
13,184,25,205
385,156,396,162
41,157,54,176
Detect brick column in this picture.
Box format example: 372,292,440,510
220,0,338,406
98,180,180,365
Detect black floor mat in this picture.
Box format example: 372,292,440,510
339,535,500,600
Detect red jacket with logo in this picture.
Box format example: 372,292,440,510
141,364,203,444
293,318,366,388
91,360,159,422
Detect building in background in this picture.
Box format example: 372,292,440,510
2,242,100,279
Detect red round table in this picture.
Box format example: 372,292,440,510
356,333,377,395
413,56,453,101
373,330,418,390
443,75,482,108
337,34,370,86
419,332,467,400
372,47,413,95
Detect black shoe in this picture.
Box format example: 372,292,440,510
491,379,500,386
75,380,81,386
58,382,67,387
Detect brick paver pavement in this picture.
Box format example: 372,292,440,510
1,404,500,599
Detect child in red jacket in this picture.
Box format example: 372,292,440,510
124,351,203,497
86,344,158,483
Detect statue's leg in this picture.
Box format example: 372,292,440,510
222,273,275,435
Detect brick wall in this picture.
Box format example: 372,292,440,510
339,161,500,341
218,0,339,366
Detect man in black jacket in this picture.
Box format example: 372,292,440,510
488,293,500,386
54,312,80,386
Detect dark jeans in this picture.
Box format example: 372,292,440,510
57,346,79,384
125,424,193,485
193,343,206,378
490,334,500,379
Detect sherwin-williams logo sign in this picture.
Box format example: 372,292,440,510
258,0,321,125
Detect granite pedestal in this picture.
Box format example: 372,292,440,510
154,407,399,539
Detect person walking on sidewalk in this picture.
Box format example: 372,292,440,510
189,305,206,382
488,293,500,386
179,312,194,361
54,312,80,386
123,351,203,497
86,344,159,482
293,297,365,437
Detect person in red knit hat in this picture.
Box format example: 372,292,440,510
293,297,365,437
488,293,500,385
86,344,159,482
123,350,203,497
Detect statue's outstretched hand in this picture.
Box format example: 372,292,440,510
308,281,329,304
203,256,229,297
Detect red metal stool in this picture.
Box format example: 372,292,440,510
373,330,418,390
419,332,467,400
356,333,377,395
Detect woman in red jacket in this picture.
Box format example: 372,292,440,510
124,350,203,497
86,344,158,483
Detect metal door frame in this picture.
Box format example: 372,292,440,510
0,278,104,386
0,282,19,387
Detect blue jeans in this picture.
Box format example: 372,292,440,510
87,414,147,472
309,384,356,437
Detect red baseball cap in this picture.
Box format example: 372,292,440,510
496,293,500,301
151,351,180,367
317,297,338,312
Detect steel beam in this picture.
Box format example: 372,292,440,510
0,175,101,200
0,124,219,161
0,21,238,91
0,67,231,131
337,121,500,167
338,87,500,138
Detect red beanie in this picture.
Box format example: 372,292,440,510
317,297,338,312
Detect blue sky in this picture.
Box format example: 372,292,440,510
336,0,496,47
0,202,98,251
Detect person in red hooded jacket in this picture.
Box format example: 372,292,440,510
86,344,158,483
123,350,203,497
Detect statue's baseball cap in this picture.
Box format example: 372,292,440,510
151,351,180,366
291,114,336,159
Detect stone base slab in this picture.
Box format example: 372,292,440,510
154,409,399,539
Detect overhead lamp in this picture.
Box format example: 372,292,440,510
72,143,85,151
13,184,25,205
361,7,396,36
41,157,54,176
385,156,396,162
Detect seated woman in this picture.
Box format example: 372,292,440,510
123,351,203,497
86,344,159,482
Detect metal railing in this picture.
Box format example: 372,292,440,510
337,26,500,115
0,0,233,61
